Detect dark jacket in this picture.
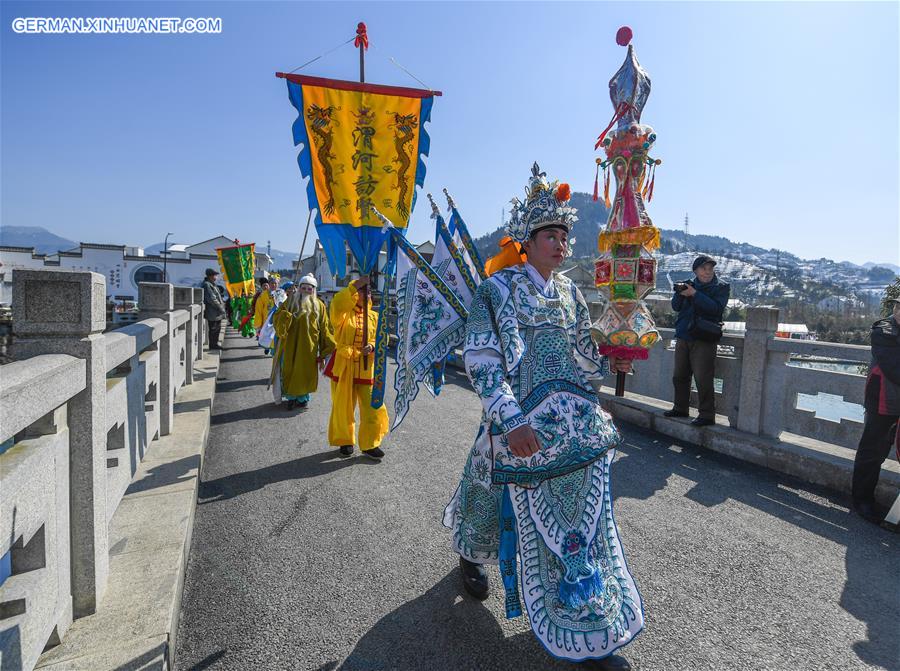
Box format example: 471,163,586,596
864,316,900,415
202,279,227,322
671,275,730,341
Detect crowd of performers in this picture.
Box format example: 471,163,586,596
225,164,642,669
247,272,390,461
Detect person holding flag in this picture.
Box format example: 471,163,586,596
325,275,389,459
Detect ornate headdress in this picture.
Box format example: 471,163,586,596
505,162,578,245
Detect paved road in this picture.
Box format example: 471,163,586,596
176,328,899,671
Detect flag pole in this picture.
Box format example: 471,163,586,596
615,371,626,396
295,209,314,283
357,22,366,83
356,20,370,367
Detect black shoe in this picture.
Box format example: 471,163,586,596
581,654,631,670
296,401,308,410
264,348,270,355
285,399,296,410
852,499,887,525
339,445,354,457
459,557,490,600
362,446,385,460
663,409,689,418
691,417,715,427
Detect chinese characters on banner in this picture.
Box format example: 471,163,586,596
280,74,437,277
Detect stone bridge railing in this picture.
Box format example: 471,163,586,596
443,304,891,499
0,269,207,671
603,307,869,449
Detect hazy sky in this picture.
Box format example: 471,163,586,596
2,1,898,265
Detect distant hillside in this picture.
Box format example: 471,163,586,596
473,190,897,307
0,226,76,254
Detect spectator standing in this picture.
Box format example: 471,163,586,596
665,255,730,426
852,296,900,524
202,268,227,351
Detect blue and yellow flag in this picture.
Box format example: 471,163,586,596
279,73,437,277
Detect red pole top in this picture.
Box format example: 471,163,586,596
354,22,369,50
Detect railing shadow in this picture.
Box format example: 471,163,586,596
220,337,260,350
217,354,268,364
125,455,198,496
198,450,377,505
174,398,213,413
612,421,899,670
214,377,269,394
110,641,168,671
210,401,309,425
0,624,22,671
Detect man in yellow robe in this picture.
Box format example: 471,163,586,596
325,276,390,459
253,277,275,330
271,275,335,410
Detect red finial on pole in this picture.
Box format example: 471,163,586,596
354,22,369,50
615,26,632,46
355,22,368,83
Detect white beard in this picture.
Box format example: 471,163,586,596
299,292,315,312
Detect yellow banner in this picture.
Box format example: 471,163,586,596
301,84,423,228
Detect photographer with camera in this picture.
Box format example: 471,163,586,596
665,255,730,426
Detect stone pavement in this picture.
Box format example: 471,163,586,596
175,330,899,671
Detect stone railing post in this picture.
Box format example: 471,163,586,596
173,286,195,385
736,307,780,435
11,268,109,616
192,287,205,358
139,282,175,435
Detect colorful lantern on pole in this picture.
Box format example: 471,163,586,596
591,28,661,394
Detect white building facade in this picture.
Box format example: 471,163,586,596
0,236,273,305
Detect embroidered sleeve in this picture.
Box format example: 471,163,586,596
572,285,610,379
463,279,526,434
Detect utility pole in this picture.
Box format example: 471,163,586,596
162,232,173,282
684,212,689,238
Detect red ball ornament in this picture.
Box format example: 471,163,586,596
615,26,632,46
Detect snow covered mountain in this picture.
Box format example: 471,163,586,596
472,192,896,305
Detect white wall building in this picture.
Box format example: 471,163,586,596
0,236,273,305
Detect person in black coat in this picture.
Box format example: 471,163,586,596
202,268,227,351
665,255,730,426
852,296,900,524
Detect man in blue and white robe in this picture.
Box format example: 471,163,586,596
443,164,643,668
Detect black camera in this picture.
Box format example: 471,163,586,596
673,282,689,292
